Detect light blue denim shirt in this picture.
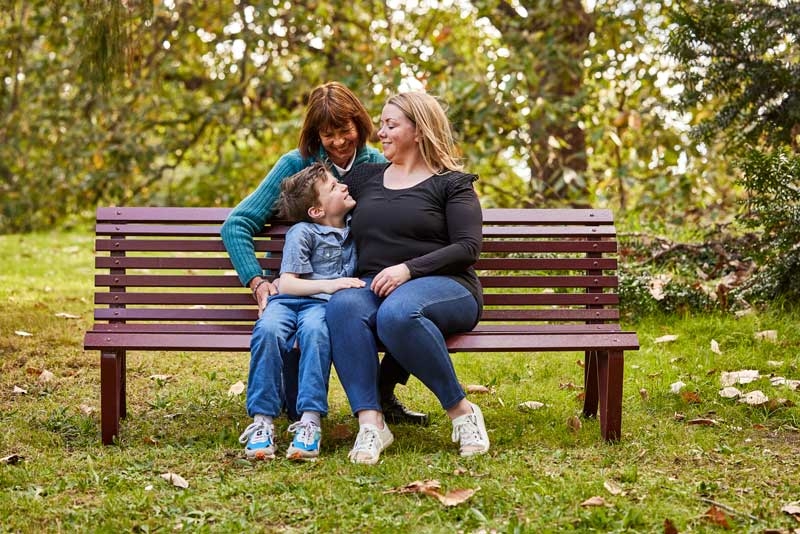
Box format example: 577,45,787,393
279,218,357,301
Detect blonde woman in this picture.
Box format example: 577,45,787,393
327,92,490,464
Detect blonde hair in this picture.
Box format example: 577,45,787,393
385,92,463,173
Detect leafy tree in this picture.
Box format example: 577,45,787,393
667,1,800,302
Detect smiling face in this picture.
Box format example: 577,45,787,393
308,172,355,227
377,104,418,162
319,120,359,168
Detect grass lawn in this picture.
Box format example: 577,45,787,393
1,230,799,532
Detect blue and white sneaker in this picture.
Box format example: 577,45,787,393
238,421,276,460
285,421,321,461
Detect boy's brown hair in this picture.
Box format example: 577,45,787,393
274,162,330,223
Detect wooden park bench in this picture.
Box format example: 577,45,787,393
84,207,639,445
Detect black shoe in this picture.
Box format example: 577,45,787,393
381,395,429,426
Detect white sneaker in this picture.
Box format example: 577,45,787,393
451,402,490,457
348,423,394,465
238,421,276,460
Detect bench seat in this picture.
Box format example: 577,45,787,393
85,207,638,444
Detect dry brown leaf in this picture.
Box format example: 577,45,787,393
1,454,23,465
603,480,623,496
681,391,702,404
436,488,477,507
639,388,649,401
575,359,585,368
738,390,769,406
518,401,545,411
703,505,731,529
329,424,354,441
754,330,778,342
648,274,671,301
710,339,722,354
12,386,27,395
575,392,586,402
38,369,55,384
14,330,32,337
465,384,491,394
663,518,678,534
160,472,189,489
686,418,718,426
654,334,678,344
559,381,578,390
386,479,476,507
581,496,608,507
673,412,686,421
79,404,95,415
227,381,245,396
566,415,582,432
55,312,81,319
768,398,795,409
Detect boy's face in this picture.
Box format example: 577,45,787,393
312,172,355,220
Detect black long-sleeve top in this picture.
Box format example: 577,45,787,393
343,162,483,316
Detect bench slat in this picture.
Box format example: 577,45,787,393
95,239,284,253
96,275,243,287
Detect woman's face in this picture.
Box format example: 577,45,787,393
319,120,359,168
377,104,417,162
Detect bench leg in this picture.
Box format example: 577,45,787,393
582,350,599,418
120,351,127,419
101,350,123,445
597,349,624,442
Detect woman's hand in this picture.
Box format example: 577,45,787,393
371,264,411,297
251,278,279,318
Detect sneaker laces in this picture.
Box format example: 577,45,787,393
287,421,318,446
349,426,381,460
452,414,483,447
238,421,270,445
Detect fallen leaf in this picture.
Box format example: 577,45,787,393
144,485,153,491
703,505,731,529
581,496,608,507
670,381,686,394
559,382,578,390
603,480,623,496
566,415,582,432
465,384,491,394
681,391,702,404
436,488,477,507
38,369,55,384
55,312,80,319
710,339,722,354
12,386,27,395
655,334,678,344
385,480,476,507
1,454,23,465
14,331,32,337
720,370,759,387
767,360,783,367
329,424,354,441
673,412,686,421
648,274,671,301
770,377,800,390
663,518,678,534
160,472,189,489
518,401,545,411
687,418,718,426
768,398,795,409
739,390,769,406
639,388,649,401
79,404,95,415
227,381,245,396
781,502,800,516
718,387,741,399
754,330,778,342
734,308,753,318
575,359,585,368
149,374,172,382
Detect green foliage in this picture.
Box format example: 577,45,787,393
736,147,800,302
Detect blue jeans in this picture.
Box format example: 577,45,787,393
327,276,479,414
246,295,331,418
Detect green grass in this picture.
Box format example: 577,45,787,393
2,231,800,532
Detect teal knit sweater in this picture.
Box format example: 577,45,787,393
221,146,386,287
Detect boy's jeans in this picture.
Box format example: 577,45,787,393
246,295,331,418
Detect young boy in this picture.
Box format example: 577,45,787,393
238,162,364,460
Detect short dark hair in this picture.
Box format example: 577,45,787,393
274,162,330,223
298,82,374,158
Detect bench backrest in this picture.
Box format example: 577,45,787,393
92,207,620,329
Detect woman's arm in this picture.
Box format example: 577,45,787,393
220,151,307,288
